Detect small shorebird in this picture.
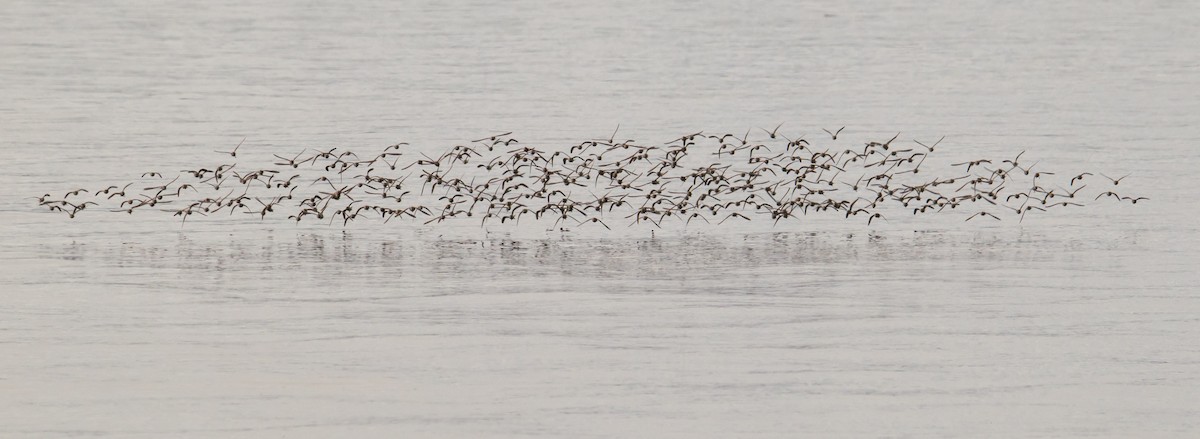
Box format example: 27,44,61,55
760,123,784,139
215,137,245,157
822,126,845,140
966,211,1000,221
1100,173,1130,185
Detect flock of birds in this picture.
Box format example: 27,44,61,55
34,127,1147,230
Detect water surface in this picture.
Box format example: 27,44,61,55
2,1,1198,437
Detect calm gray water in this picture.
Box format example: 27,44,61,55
2,1,1198,437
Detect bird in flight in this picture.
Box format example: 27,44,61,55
760,123,784,139
215,138,245,158
822,126,845,140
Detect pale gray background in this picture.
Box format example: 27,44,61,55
2,0,1198,437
